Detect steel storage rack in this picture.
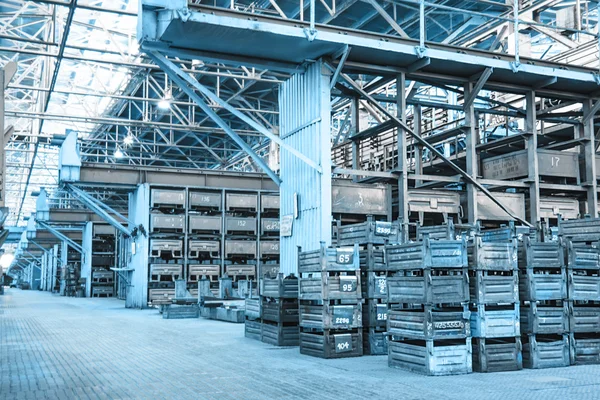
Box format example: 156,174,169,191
90,224,117,298
385,235,472,376
561,217,600,365
298,244,363,359
469,235,522,373
518,234,570,369
337,217,401,355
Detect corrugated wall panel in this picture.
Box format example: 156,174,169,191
279,61,332,275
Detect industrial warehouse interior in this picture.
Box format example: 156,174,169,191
4,0,600,399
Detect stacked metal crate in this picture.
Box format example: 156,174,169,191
337,219,401,355
244,296,262,341
148,188,186,305
298,244,363,358
224,193,258,288
260,273,299,346
258,193,280,281
561,217,600,365
518,234,570,369
187,190,223,297
468,234,522,372
91,226,116,298
385,235,472,376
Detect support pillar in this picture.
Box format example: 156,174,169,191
583,99,598,217
397,74,409,239
351,97,359,183
414,105,423,187
526,91,540,224
279,60,332,274
464,83,478,224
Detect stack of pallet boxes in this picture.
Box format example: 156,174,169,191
336,218,401,355
260,274,299,346
561,217,600,365
298,244,363,358
224,193,259,287
468,232,522,372
148,189,186,305
518,234,570,368
385,235,472,375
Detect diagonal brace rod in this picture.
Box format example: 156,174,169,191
147,51,322,174
335,70,532,227
36,220,84,254
464,68,493,109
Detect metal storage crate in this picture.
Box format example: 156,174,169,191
468,238,517,271
520,302,569,334
364,300,387,328
472,337,523,373
151,188,185,209
188,265,220,282
189,191,222,211
407,189,461,215
416,220,474,241
469,270,519,304
337,220,401,246
225,240,257,258
299,245,360,273
363,328,388,356
148,289,175,305
332,181,390,216
188,240,220,259
188,215,222,235
568,270,600,301
245,298,261,320
518,237,564,269
559,217,600,243
480,224,534,243
299,329,363,359
91,286,114,297
359,248,385,271
260,218,280,236
226,193,258,212
387,269,470,305
259,241,280,259
261,322,299,347
522,334,570,369
260,274,298,298
224,264,256,280
569,302,600,333
262,298,299,323
385,238,467,271
260,194,280,213
91,269,114,283
388,338,472,376
150,239,183,258
150,214,185,234
567,243,600,270
300,303,362,330
225,216,257,235
569,334,600,365
362,271,387,300
149,264,183,282
387,306,470,340
260,263,280,278
519,268,567,301
470,304,520,338
299,272,361,301
245,320,262,341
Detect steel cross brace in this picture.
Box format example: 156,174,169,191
64,183,145,238
36,220,84,255
334,69,532,227
146,51,323,176
29,240,62,266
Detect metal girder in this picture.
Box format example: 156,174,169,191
362,0,408,38
334,69,532,227
464,68,493,109
36,220,84,254
583,101,600,124
146,50,323,175
64,184,143,238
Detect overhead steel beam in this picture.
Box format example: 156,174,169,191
36,220,84,254
146,50,323,175
334,69,532,227
464,68,493,109
146,52,282,186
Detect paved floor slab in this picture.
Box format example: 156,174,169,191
1,289,600,399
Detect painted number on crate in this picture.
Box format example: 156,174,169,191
265,221,280,230
377,313,387,321
337,342,350,351
335,317,351,325
336,248,354,265
376,278,386,295
434,321,464,329
342,283,354,292
375,221,394,237
237,220,247,227
200,195,211,203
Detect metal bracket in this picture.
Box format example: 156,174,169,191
414,46,427,59
509,61,520,73
303,27,317,42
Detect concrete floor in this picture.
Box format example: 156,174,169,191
1,290,600,400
